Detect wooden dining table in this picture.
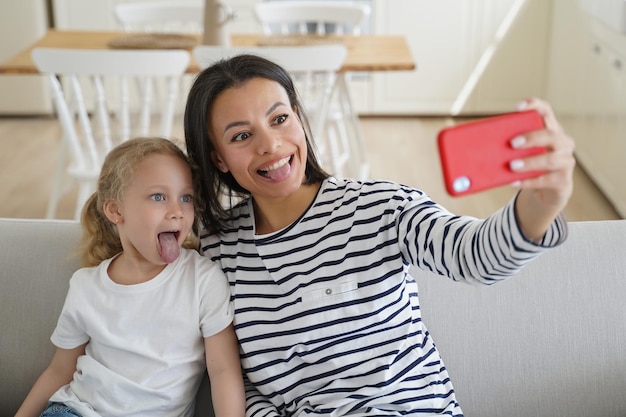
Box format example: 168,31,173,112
0,30,415,75
0,29,415,179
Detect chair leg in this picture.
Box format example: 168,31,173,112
74,180,96,220
45,136,69,219
330,113,353,177
336,75,370,179
326,121,344,178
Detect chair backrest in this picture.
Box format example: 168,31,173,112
31,47,190,218
254,1,370,35
192,44,347,167
194,44,347,72
114,1,204,33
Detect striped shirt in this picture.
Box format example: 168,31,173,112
201,178,567,416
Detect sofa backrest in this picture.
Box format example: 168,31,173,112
414,219,626,417
1,218,81,413
1,217,625,417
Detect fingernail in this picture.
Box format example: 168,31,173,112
510,180,522,188
510,135,526,148
510,159,524,171
516,101,528,110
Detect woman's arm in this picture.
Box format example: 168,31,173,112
15,343,86,417
509,98,576,241
204,324,246,417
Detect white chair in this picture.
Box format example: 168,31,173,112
31,48,190,219
114,1,204,33
254,1,369,36
254,1,371,179
113,0,209,124
193,45,348,176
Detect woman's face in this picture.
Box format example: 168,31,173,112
207,77,308,200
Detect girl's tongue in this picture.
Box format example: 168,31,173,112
158,232,180,263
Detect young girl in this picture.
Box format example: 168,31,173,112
183,55,575,416
15,137,245,417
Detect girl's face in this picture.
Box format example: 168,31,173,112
208,77,308,200
109,153,195,268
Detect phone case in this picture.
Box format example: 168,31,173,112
437,109,546,197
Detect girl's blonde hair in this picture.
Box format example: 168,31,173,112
79,137,200,267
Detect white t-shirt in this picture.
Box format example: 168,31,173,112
49,248,233,417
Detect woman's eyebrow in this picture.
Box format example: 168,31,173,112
266,101,287,116
223,101,287,133
223,120,249,133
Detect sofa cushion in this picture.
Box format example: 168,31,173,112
2,218,625,417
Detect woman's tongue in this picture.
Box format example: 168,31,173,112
259,156,291,181
158,232,180,263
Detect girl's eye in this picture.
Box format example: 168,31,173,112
181,194,193,203
273,114,288,125
232,131,251,142
150,194,165,202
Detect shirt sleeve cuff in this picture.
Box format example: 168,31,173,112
509,193,569,250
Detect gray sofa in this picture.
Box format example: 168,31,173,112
1,217,625,417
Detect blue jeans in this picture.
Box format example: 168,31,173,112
40,402,82,417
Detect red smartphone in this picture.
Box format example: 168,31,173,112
437,109,546,197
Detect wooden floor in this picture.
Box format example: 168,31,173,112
0,114,621,221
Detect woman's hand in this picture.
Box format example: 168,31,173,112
510,98,576,241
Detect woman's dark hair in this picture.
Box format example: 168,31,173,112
184,54,329,234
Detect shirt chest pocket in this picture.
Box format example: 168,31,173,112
300,279,359,304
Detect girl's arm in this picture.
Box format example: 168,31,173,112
510,98,576,241
15,343,86,417
204,324,246,417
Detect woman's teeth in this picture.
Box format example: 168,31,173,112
259,156,290,173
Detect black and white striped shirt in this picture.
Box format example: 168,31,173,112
201,178,566,416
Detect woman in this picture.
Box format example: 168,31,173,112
184,54,574,416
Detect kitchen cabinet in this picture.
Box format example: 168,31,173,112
366,0,474,115
0,1,52,114
53,0,261,34
367,0,550,115
547,0,626,216
52,0,549,116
